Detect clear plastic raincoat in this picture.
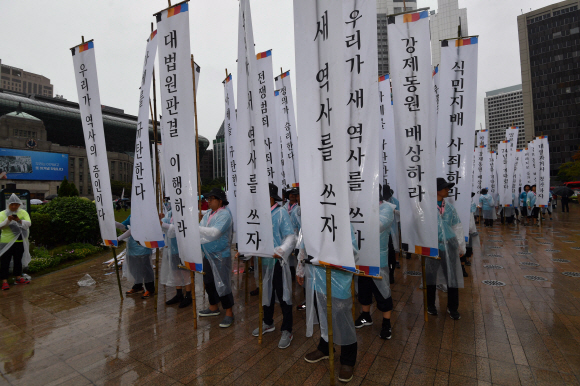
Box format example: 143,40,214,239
261,205,295,307
478,193,495,219
0,194,31,268
387,196,400,252
160,211,190,287
300,226,358,346
117,216,154,284
426,200,465,288
526,191,536,216
288,204,301,268
199,206,233,297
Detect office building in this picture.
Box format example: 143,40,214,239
0,59,53,97
484,84,526,151
213,121,225,180
518,0,580,175
429,0,469,67
376,1,417,76
200,149,213,182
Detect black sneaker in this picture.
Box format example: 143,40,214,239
250,288,259,296
447,309,461,320
248,266,255,273
166,293,183,305
380,320,392,340
355,313,373,329
427,306,438,316
395,261,401,269
179,295,192,308
465,261,471,266
462,266,468,278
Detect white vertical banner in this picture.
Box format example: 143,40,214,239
130,31,164,248
512,149,522,207
388,10,438,257
435,37,478,240
275,71,300,186
236,0,274,258
378,74,397,197
505,127,519,203
536,136,550,207
256,51,283,190
223,74,238,239
156,2,203,272
71,41,117,247
476,129,488,148
474,145,486,203
293,0,356,270
431,65,439,139
497,141,511,206
274,90,293,189
481,149,491,190
489,151,497,197
530,140,538,187
522,148,531,188
342,0,380,276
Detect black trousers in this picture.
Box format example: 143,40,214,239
562,197,569,212
357,276,393,312
387,235,396,279
427,285,459,312
203,258,234,309
263,260,293,332
484,218,494,226
0,242,24,280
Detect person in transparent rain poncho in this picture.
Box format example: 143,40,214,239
383,184,401,283
196,188,235,328
159,207,193,309
0,194,32,290
427,178,466,320
478,188,495,227
116,215,155,299
355,184,396,340
247,184,296,349
527,185,539,226
297,225,359,383
287,187,306,311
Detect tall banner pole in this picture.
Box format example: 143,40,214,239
326,266,335,385
421,255,428,321
111,247,123,300
71,37,122,299
258,256,263,344
150,98,161,312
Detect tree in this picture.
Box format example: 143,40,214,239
58,177,71,197
69,183,80,197
110,179,132,197
557,151,580,183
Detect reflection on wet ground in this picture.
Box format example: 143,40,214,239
2,208,580,385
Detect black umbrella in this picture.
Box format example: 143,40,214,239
45,194,58,200
552,186,574,197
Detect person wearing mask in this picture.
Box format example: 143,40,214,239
0,194,32,290
355,185,396,340
426,178,466,320
298,225,359,383
197,189,235,328
117,216,155,299
527,185,538,226
250,184,296,349
478,188,495,227
520,185,530,225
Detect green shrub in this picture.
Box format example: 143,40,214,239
29,213,59,247
27,243,104,274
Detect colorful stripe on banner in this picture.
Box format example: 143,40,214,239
403,11,429,23
292,182,299,188
280,70,290,79
104,239,118,247
479,145,487,148
319,261,358,274
378,74,389,82
413,245,439,257
150,30,157,40
504,204,513,207
274,90,280,96
516,149,523,152
455,37,478,46
356,265,381,277
256,50,272,60
167,3,188,17
225,74,232,83
501,140,509,143
432,66,438,76
465,236,469,242
184,261,203,272
538,205,548,208
144,240,165,248
537,135,548,139
480,129,487,132
78,42,94,53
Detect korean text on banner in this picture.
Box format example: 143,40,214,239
130,31,164,248
71,41,117,247
506,127,519,202
476,130,488,147
530,140,538,187
474,146,486,203
293,0,356,270
498,141,511,206
435,37,478,240
343,0,380,277
256,51,283,190
536,136,550,207
379,75,398,197
156,2,203,272
431,65,439,138
274,71,299,187
513,149,522,208
522,148,531,189
489,151,497,197
236,0,274,258
387,10,438,257
223,74,238,240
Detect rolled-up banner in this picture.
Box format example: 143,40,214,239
513,149,522,208
530,140,538,188
488,151,498,198
293,0,355,270
343,0,380,276
505,127,519,204
435,36,478,240
431,65,439,138
156,2,203,272
274,71,299,187
379,75,398,198
223,74,238,240
256,50,283,190
387,10,438,257
536,136,550,207
474,145,486,203
477,129,488,148
497,140,511,206
522,148,531,189
71,41,117,247
236,0,274,258
130,31,164,248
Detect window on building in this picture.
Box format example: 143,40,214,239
79,174,83,182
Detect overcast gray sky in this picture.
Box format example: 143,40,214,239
0,0,557,149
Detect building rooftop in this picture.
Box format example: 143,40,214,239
4,110,41,121
485,84,522,98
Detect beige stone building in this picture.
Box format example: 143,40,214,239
0,59,53,97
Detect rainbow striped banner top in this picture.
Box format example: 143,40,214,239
455,37,478,46
279,70,289,79
274,90,280,96
144,240,165,249
104,239,118,247
378,74,390,82
501,140,510,144
537,135,548,139
150,30,157,41
256,50,271,60
78,41,94,53
356,265,380,277
432,65,439,77
168,3,188,17
225,74,232,83
403,11,428,23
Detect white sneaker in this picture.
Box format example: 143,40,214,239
278,331,293,349
252,323,275,337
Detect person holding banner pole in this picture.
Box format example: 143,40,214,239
251,184,296,349
520,185,531,225
527,185,538,226
478,188,495,227
426,178,466,320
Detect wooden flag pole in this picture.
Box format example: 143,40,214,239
421,255,428,322
111,246,124,300
258,257,264,344
149,99,161,312
245,260,249,304
190,271,197,329
326,266,335,385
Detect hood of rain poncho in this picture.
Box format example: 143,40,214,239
261,205,295,306
6,194,22,213
159,210,190,287
199,206,233,297
303,225,358,345
120,215,154,284
0,207,32,268
426,200,464,288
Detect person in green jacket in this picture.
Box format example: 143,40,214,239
0,194,32,290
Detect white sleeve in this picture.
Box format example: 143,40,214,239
115,221,127,230
118,228,132,241
453,223,466,256
0,218,9,228
199,226,223,244
275,234,296,262
161,222,176,238
20,220,31,230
